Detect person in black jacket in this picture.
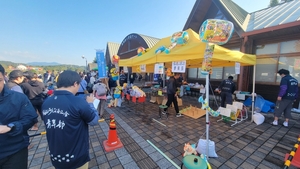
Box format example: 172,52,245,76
163,76,182,117
0,64,38,169
218,76,236,107
21,72,46,131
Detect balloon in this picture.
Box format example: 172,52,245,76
201,44,214,75
112,55,120,65
155,46,166,54
137,47,145,56
164,43,176,54
171,31,189,45
199,19,234,45
110,68,119,81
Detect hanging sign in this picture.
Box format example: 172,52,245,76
123,66,128,73
154,63,164,74
172,60,186,73
235,62,240,75
140,64,146,72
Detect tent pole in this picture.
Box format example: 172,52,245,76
205,74,210,158
251,65,256,122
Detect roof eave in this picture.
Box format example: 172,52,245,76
242,20,300,37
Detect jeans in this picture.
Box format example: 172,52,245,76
0,147,28,169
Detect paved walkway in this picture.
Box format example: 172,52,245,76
27,95,300,169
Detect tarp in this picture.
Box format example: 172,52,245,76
119,28,256,68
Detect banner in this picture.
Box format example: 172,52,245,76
96,50,107,79
172,60,186,73
154,63,164,74
235,62,240,74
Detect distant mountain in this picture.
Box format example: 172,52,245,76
27,62,61,66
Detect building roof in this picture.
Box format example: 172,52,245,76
246,0,300,32
137,34,160,48
106,42,120,61
219,0,248,28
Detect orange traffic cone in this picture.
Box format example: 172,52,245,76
103,114,123,152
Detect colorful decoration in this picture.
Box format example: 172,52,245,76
201,44,214,75
199,19,234,45
199,19,234,75
112,55,120,65
198,96,220,117
164,43,176,54
171,31,189,45
155,46,166,54
110,67,119,81
137,47,145,56
114,86,122,99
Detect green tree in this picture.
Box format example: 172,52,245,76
269,0,279,7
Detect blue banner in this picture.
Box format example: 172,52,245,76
96,50,107,79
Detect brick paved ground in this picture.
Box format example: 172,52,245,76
27,94,300,169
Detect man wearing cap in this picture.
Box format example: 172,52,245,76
0,64,38,168
272,69,298,127
6,70,25,93
217,76,236,107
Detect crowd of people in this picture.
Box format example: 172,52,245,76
0,63,298,168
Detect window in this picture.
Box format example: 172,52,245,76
223,67,236,79
255,57,278,82
280,40,300,53
276,56,300,83
188,68,197,78
211,67,223,79
256,43,278,55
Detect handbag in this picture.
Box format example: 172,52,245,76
79,83,89,95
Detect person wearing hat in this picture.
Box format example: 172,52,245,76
0,64,38,169
6,70,25,93
93,78,109,119
272,69,298,127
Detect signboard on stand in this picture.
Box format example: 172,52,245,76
172,60,186,73
154,63,164,74
96,50,106,79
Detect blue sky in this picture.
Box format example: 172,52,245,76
0,0,270,66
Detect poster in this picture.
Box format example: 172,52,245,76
123,66,128,73
154,63,164,74
140,64,146,72
172,60,186,73
235,62,240,75
96,50,107,78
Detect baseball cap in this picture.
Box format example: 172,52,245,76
9,70,23,79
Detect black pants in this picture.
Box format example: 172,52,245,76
164,94,179,114
220,92,233,107
0,147,28,169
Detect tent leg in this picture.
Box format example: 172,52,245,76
251,65,256,122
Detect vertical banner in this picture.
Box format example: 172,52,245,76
96,50,107,79
235,62,240,74
172,60,186,73
154,63,164,74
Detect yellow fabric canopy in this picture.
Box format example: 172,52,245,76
120,28,256,72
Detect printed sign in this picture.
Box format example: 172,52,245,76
154,63,164,74
140,64,146,72
235,62,240,75
123,66,128,73
172,60,186,73
96,50,107,79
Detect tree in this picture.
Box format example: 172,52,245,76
269,0,279,7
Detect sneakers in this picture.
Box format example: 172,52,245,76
176,113,183,117
283,121,288,127
271,120,278,126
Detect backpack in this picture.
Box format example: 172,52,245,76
95,83,107,96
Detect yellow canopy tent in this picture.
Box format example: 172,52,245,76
120,28,256,69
